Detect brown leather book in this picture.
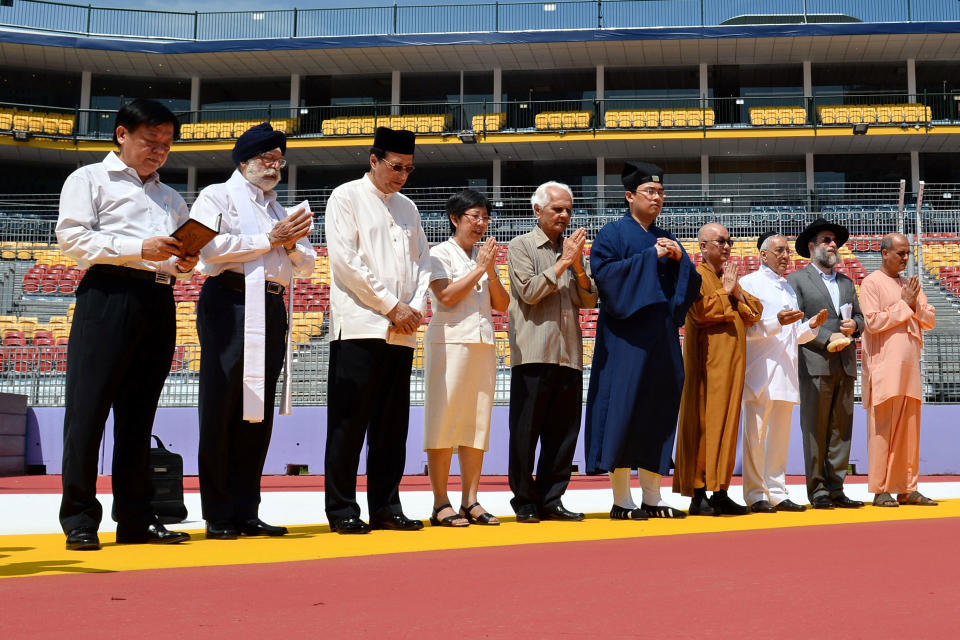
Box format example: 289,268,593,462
172,214,221,255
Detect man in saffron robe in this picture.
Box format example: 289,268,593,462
585,162,700,520
673,223,763,516
861,233,937,507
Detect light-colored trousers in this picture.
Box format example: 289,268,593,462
867,395,921,494
742,395,795,506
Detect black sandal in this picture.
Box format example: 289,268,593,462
460,502,500,526
430,503,469,527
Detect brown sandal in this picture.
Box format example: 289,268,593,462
897,491,938,506
872,492,898,507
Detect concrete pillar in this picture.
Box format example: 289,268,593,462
701,154,709,192
187,166,197,195
287,163,298,200
596,64,604,102
492,158,501,200
391,70,400,115
493,67,502,110
79,71,91,135
190,76,200,122
699,62,708,100
805,152,815,193
289,73,300,119
803,61,812,96
907,58,917,101
911,151,920,193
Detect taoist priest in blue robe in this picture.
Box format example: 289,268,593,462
584,161,701,520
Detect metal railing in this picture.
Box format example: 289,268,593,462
2,181,960,406
2,0,959,41
3,92,955,143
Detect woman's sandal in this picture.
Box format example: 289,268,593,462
872,492,898,507
430,503,469,527
897,491,938,506
460,502,500,526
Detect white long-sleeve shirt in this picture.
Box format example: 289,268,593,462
740,264,818,403
56,151,189,276
192,170,315,282
324,173,431,349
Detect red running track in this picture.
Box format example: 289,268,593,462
3,517,958,638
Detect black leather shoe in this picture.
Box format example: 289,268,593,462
65,527,100,551
116,521,190,544
329,517,371,534
688,490,716,516
750,500,777,513
238,518,288,537
811,495,835,509
369,512,424,531
541,504,585,521
709,490,750,515
832,493,864,508
515,507,540,523
775,499,807,512
205,521,239,540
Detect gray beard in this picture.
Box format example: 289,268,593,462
812,246,838,269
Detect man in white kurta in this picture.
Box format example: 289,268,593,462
323,127,432,534
191,123,315,539
739,233,827,513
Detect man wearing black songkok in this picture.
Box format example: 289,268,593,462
323,127,432,533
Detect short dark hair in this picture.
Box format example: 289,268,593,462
370,146,386,161
113,99,180,145
446,189,491,235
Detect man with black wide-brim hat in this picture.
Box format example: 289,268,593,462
787,217,865,509
324,127,432,534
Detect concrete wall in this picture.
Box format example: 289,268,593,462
0,393,27,475
26,403,960,477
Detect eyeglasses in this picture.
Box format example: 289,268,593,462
707,238,735,247
462,212,492,224
255,153,287,169
380,157,415,175
637,187,666,199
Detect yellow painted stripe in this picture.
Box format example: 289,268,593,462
2,500,958,579
5,125,959,155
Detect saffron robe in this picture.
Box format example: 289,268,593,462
673,262,763,496
584,215,700,474
860,270,936,493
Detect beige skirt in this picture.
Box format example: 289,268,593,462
423,341,496,451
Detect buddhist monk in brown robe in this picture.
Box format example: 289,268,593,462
673,223,763,516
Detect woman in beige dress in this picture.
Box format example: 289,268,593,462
424,189,509,526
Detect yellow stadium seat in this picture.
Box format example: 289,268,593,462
361,117,376,134
12,113,28,130
321,119,335,136
0,113,12,130
27,115,44,132
347,117,362,135
659,110,674,127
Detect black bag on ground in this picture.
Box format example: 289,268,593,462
150,435,187,524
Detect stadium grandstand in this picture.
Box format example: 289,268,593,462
1,0,959,477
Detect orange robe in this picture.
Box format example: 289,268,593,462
673,262,763,496
860,270,936,493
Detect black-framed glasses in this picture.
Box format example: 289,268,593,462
380,157,415,175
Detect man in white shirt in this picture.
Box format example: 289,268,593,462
56,99,197,550
323,127,432,534
739,232,827,513
191,123,315,540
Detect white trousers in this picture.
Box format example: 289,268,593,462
741,395,795,506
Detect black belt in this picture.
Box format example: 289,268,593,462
89,264,174,286
215,271,286,296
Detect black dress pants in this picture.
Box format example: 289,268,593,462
59,270,176,533
197,275,287,523
324,339,413,521
508,363,583,515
